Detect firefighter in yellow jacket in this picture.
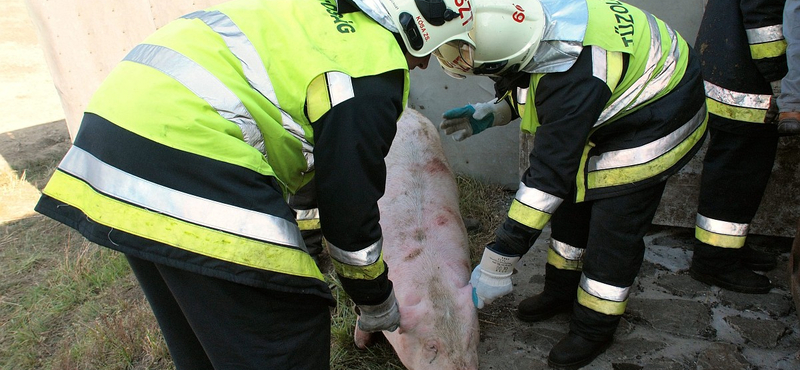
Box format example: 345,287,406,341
437,0,707,367
34,0,476,368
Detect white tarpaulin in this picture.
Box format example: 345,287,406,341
24,0,225,138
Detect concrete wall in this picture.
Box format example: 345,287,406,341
23,0,227,139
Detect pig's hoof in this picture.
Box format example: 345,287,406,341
353,317,376,349
354,327,379,349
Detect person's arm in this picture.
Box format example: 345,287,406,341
741,0,789,122
471,47,612,308
741,0,788,83
310,69,404,331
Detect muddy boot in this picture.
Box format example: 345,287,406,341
547,331,612,370
517,264,580,322
690,243,772,294
778,111,800,136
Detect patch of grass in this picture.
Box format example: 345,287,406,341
327,273,404,370
0,169,41,223
0,217,170,370
456,175,514,264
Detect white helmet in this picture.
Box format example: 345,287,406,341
348,0,477,58
436,0,545,78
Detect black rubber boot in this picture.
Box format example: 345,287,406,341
517,264,581,322
740,244,777,272
777,113,800,136
690,243,772,294
517,293,573,322
548,331,612,370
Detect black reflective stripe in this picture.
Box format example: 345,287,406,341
74,113,293,220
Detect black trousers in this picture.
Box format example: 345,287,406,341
549,181,668,340
126,255,331,370
697,126,778,227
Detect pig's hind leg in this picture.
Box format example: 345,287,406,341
353,317,387,349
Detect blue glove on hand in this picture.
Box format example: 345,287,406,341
469,247,521,309
440,100,513,141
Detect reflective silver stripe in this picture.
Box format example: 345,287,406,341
514,182,563,214
588,104,705,171
704,81,771,109
597,14,680,126
296,208,320,221
580,275,629,302
59,146,305,249
551,239,584,261
696,214,749,237
516,87,529,104
326,72,355,107
746,24,784,44
183,10,315,172
630,20,680,107
591,45,607,83
522,0,588,73
327,237,383,266
124,44,266,155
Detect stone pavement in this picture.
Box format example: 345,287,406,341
476,224,800,370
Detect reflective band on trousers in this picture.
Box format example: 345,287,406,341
327,238,383,266
124,44,266,155
547,239,585,270
596,14,681,126
580,275,629,302
588,104,706,172
296,208,320,221
696,214,749,237
514,182,563,214
746,24,784,44
551,239,585,261
58,146,306,250
704,81,771,109
577,275,628,316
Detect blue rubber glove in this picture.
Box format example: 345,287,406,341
440,100,513,141
469,247,521,309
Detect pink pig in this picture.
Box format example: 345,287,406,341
353,108,480,370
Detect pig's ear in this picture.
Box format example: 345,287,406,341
397,304,423,335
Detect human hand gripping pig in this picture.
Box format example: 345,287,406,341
469,245,520,308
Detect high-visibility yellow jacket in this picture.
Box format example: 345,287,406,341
493,0,707,255
35,0,409,304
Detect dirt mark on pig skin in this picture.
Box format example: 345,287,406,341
424,157,449,174
414,228,426,242
405,248,423,262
